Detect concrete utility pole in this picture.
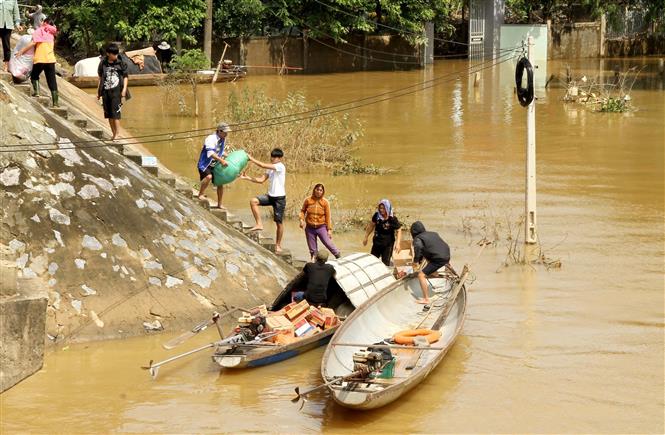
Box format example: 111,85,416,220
525,35,537,244
204,0,213,65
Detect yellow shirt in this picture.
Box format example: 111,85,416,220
33,42,56,64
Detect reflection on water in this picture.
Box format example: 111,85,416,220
2,58,663,433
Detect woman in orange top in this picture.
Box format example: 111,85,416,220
299,183,341,260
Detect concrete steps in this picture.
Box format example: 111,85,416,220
157,171,176,187
7,82,299,267
86,128,104,139
0,71,12,83
70,117,87,128
50,106,68,118
37,95,51,106
14,84,32,96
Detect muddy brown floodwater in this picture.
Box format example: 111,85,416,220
1,58,663,433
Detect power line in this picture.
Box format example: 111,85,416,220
3,52,512,150
2,53,516,154
308,36,421,65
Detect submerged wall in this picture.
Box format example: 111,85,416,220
212,35,423,75
0,295,48,393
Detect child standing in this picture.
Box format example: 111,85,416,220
240,148,286,253
97,43,128,140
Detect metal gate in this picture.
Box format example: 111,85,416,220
469,0,486,60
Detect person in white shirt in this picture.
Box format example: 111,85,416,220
240,148,286,253
196,122,229,209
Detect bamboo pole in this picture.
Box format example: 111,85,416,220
212,42,230,84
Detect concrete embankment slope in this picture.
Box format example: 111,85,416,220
0,75,295,386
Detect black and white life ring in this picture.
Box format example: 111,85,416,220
515,57,534,107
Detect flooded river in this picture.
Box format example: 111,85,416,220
2,58,663,433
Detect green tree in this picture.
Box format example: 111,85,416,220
46,0,206,56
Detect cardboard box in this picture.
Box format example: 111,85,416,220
266,315,291,329
267,308,286,317
306,307,326,327
302,326,322,337
294,319,314,337
285,300,310,320
393,240,413,267
324,315,339,330
249,304,268,316
288,311,308,326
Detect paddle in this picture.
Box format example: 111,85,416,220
161,306,252,350
144,331,278,379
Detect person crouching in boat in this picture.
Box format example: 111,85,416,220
410,221,451,304
294,250,336,307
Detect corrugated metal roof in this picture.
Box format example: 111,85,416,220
328,253,396,308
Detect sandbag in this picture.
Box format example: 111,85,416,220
212,150,249,186
9,35,35,82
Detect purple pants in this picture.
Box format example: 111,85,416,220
305,225,340,257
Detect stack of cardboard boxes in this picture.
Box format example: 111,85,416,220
238,301,340,346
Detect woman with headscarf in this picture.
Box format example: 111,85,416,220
299,183,341,260
362,199,402,266
15,17,58,106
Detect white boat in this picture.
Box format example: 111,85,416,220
320,267,468,410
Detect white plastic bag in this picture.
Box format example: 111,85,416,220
8,35,35,83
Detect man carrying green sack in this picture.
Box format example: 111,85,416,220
197,122,230,209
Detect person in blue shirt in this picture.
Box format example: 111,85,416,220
197,122,230,209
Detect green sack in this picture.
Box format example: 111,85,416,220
212,150,249,186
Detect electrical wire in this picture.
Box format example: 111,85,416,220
308,36,421,64
312,0,524,55
2,52,515,152
0,49,515,153
2,52,516,154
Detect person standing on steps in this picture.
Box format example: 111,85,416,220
299,183,341,260
196,122,230,209
362,199,402,266
15,17,58,106
97,43,128,141
410,221,451,304
239,148,286,254
1,0,22,72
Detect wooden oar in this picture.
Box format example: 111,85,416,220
145,331,279,379
161,306,251,349
144,334,245,379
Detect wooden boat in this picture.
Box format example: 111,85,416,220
211,253,396,369
65,70,245,89
320,267,467,410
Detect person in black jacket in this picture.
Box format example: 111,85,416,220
410,221,451,304
302,250,336,306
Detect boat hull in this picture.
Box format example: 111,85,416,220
212,327,335,369
322,274,467,410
